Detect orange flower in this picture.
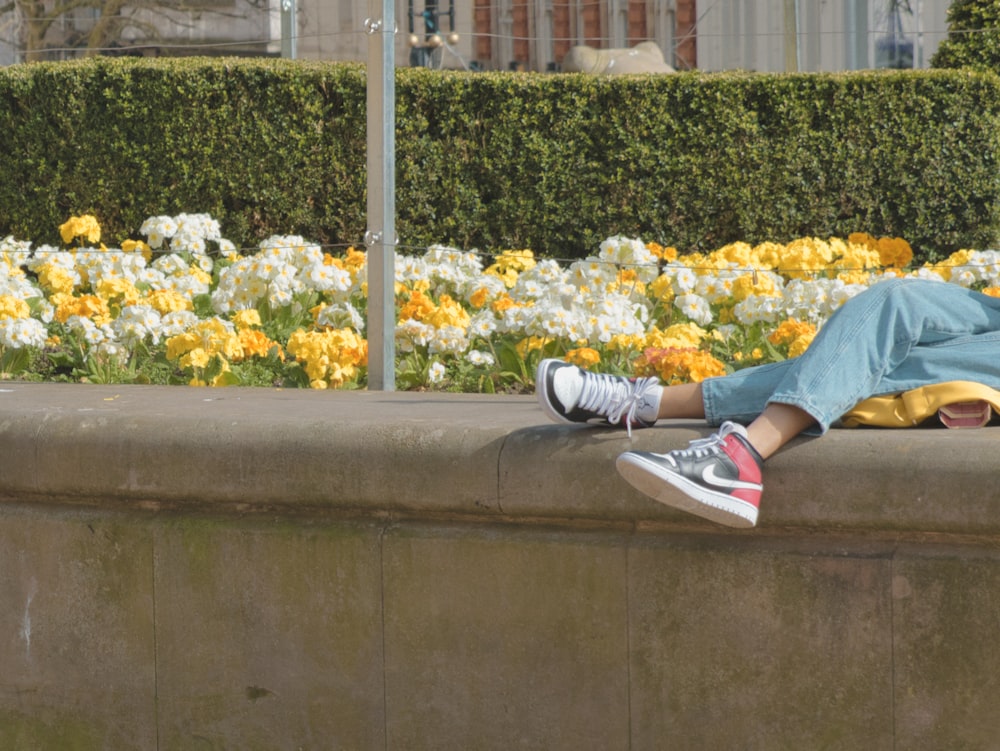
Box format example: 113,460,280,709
633,347,726,385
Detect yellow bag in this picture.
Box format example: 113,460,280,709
842,381,1000,429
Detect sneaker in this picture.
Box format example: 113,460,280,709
615,422,763,528
536,358,662,435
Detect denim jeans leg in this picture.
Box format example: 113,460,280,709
702,277,1000,432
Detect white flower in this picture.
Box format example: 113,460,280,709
467,310,498,338
395,319,433,351
675,293,713,326
112,304,163,346
428,361,446,384
951,267,976,288
670,265,699,294
0,318,47,349
315,303,365,333
160,311,201,336
598,236,659,282
301,262,352,294
466,349,495,367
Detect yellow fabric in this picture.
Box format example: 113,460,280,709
842,381,1000,428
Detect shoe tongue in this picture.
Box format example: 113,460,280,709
636,387,662,424
553,367,585,412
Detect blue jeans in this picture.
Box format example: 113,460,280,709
701,278,1000,432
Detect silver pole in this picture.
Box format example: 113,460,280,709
365,0,397,391
281,0,297,59
783,0,799,72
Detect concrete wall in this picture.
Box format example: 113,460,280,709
2,383,1000,749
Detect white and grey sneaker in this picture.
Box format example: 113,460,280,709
616,422,764,528
535,358,662,436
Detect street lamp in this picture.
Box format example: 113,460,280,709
407,1,458,67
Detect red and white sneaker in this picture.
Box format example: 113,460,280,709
536,358,662,436
616,422,764,528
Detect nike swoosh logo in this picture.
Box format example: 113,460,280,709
701,464,762,491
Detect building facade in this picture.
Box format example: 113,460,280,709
1,0,953,72
303,0,949,73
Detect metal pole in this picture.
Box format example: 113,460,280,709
783,0,798,72
281,0,297,59
365,0,397,391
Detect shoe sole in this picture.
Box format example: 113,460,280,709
616,452,758,528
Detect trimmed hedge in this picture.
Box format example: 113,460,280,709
931,0,1000,73
2,57,1000,260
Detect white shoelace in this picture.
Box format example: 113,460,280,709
673,421,745,458
576,372,661,438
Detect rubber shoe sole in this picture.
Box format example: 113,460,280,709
616,451,759,528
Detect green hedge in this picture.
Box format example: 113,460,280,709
931,0,1000,74
2,57,1000,260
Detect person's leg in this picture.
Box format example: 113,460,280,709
745,402,816,459
656,382,705,420
746,277,1000,432
699,278,1000,432
619,278,1000,527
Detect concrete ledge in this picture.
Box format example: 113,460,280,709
4,383,1000,749
2,382,999,535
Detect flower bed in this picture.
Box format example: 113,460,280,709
1,213,996,391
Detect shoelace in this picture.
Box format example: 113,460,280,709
577,372,661,438
673,421,743,458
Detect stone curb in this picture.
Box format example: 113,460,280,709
1,382,999,536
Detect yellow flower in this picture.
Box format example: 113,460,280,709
181,348,212,369
59,215,101,245
607,333,644,352
188,267,212,286
646,242,678,262
121,239,153,262
769,319,817,358
286,328,367,388
750,242,784,270
342,247,368,278
788,334,815,358
36,263,78,296
232,309,262,330
649,273,675,303
644,322,709,350
236,328,283,361
768,319,816,347
708,242,754,268
564,347,600,368
485,249,535,287
96,277,141,306
633,347,726,385
777,237,835,280
875,236,913,268
731,272,781,302
468,286,492,309
514,335,548,359
931,249,975,281
398,288,436,322
491,294,516,313
427,294,470,330
145,289,192,314
831,241,881,278
0,295,30,320
166,319,243,363
54,295,111,324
